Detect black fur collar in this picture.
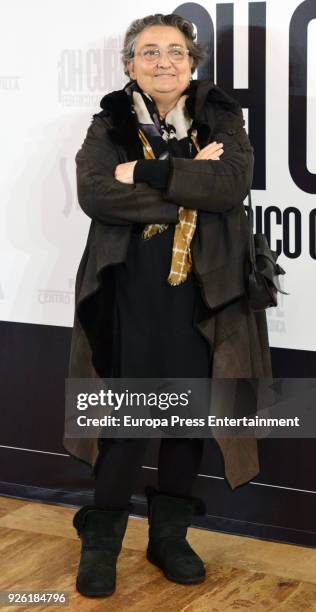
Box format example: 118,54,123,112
97,79,241,156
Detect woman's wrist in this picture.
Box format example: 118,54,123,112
133,159,170,190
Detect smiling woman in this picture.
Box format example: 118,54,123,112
65,11,272,600
115,21,223,184
127,26,193,113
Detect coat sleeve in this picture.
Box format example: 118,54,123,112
163,110,254,213
75,115,179,225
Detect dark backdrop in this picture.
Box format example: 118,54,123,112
0,320,315,547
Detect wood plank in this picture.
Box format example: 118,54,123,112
0,498,315,611
0,503,78,540
0,496,28,519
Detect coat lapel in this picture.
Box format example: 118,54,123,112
99,88,144,160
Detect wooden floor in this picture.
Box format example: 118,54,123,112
0,496,315,611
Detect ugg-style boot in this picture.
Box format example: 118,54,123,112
73,503,132,597
145,486,206,584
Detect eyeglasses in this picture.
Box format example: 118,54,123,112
134,45,190,63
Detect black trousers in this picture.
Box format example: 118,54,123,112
94,437,204,508
93,228,211,509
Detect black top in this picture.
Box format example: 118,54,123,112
112,90,211,379
111,221,211,378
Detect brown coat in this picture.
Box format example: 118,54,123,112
62,79,272,490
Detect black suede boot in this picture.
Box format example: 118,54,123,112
73,503,132,597
145,486,206,585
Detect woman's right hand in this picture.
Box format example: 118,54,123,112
194,141,224,160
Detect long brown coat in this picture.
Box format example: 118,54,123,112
62,79,272,490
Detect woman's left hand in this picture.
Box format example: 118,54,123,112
114,161,137,184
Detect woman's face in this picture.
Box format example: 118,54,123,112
127,25,193,100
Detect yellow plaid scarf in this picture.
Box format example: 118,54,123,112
138,128,200,286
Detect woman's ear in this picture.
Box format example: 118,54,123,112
189,55,194,76
127,59,135,80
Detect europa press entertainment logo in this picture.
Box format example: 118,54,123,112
57,35,126,107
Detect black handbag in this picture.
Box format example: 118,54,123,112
245,190,289,311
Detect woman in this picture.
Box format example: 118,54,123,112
63,13,272,598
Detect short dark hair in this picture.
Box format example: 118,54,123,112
121,13,208,76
